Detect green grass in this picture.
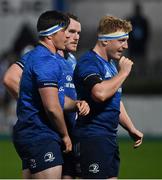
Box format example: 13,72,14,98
0,138,162,178
0,139,21,178
119,138,162,179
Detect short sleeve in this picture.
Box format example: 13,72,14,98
76,58,102,81
15,51,31,69
33,56,61,88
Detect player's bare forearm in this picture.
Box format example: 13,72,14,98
119,101,143,148
3,64,23,99
91,57,133,102
64,96,90,116
39,87,69,137
64,96,77,112
39,87,72,152
119,101,135,132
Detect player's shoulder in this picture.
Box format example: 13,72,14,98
77,50,98,66
22,50,32,59
15,50,33,69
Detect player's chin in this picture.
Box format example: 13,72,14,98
113,54,121,60
58,45,66,50
116,52,123,59
69,46,77,52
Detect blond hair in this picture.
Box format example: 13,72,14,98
98,15,132,35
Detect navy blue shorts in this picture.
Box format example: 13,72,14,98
62,151,76,178
73,136,120,179
13,139,63,174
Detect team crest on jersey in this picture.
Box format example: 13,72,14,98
89,163,100,173
66,75,72,81
44,152,55,162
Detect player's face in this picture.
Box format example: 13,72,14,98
65,18,81,52
51,29,67,50
106,37,128,60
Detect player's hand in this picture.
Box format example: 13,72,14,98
62,135,72,153
119,56,133,77
129,128,144,148
76,100,90,116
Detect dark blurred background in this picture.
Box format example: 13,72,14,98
0,0,162,178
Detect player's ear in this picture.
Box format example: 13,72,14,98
102,40,108,46
47,35,53,40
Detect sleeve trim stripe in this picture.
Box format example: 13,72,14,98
84,73,98,81
15,62,24,69
38,82,58,88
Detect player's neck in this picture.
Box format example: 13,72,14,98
39,40,57,54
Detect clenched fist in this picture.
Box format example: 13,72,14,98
119,56,133,77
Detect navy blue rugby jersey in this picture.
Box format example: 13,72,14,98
13,45,66,144
73,50,122,138
63,53,77,101
58,53,77,132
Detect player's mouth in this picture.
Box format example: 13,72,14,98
71,41,78,45
117,50,124,55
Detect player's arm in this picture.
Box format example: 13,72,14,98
89,56,133,102
119,101,143,148
64,96,90,116
3,63,23,99
39,87,72,153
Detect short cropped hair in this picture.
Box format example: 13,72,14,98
66,13,80,23
97,15,132,35
37,10,70,33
